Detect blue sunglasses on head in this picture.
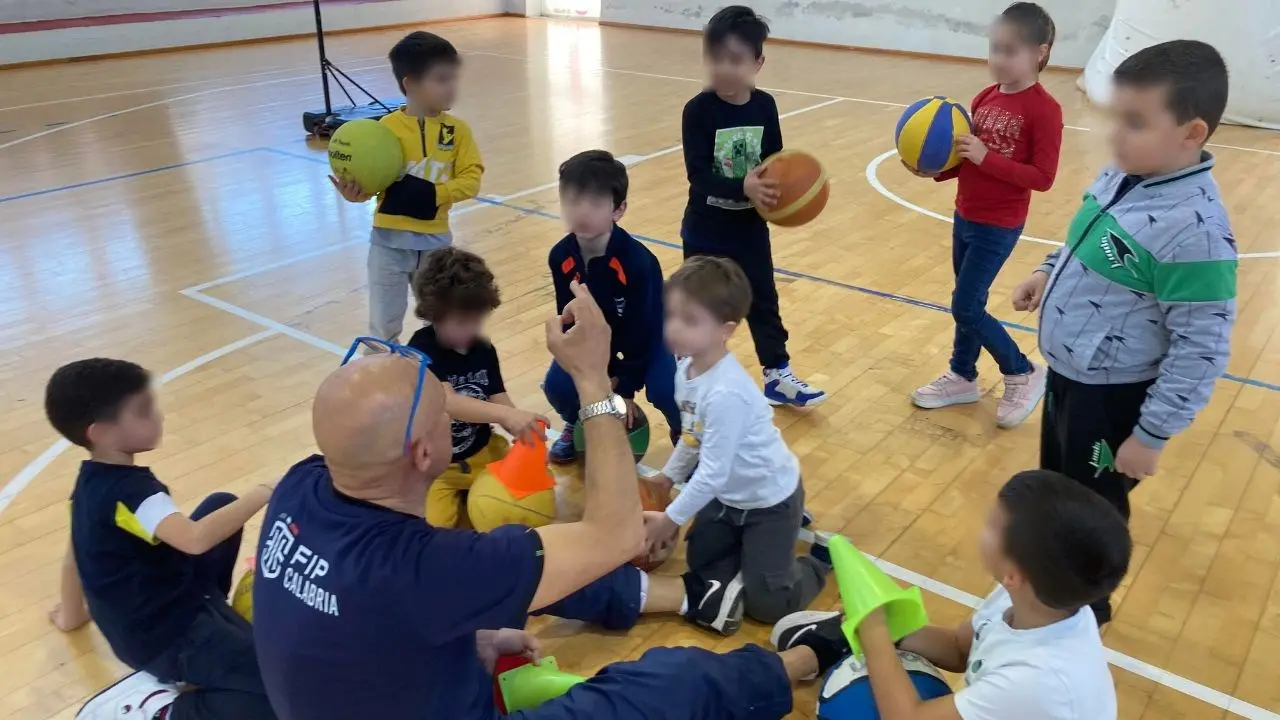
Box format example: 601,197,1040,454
341,337,433,452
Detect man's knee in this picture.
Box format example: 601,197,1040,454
193,492,238,519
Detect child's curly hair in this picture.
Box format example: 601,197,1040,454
412,247,501,322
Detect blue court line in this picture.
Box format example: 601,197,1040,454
9,144,1279,393
0,148,261,205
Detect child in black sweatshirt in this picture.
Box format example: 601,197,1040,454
545,150,680,463
680,6,825,408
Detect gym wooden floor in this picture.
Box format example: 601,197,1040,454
3,16,1280,720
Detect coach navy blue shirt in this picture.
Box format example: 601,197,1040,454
548,224,665,396
253,455,545,720
70,461,202,668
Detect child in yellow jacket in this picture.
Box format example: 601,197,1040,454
331,31,484,343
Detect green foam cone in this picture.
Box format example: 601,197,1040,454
498,657,587,712
829,535,929,657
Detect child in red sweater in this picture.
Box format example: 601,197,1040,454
908,1,1063,428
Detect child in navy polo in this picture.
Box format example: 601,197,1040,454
45,358,275,720
544,150,680,463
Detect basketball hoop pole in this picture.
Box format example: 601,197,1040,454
314,0,333,114
305,0,394,131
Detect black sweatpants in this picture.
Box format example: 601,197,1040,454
1041,368,1153,624
682,218,790,370
684,485,827,624
140,493,276,720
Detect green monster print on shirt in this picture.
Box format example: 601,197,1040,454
712,126,764,179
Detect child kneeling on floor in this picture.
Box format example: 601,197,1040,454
46,359,276,720
406,247,547,528
643,256,830,634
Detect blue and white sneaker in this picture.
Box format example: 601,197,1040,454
549,423,577,464
764,365,827,408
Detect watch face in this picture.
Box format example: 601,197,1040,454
607,394,628,417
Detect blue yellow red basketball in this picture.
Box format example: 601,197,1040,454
895,97,973,175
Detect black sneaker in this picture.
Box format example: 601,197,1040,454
808,530,833,566
770,610,849,679
682,571,745,636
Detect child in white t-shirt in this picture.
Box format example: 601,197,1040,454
644,256,829,636
772,469,1130,719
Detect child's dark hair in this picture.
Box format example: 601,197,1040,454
389,31,460,95
413,247,501,322
998,470,1132,611
666,256,753,323
1000,2,1056,72
558,150,628,210
1114,40,1229,138
45,359,151,449
704,6,770,59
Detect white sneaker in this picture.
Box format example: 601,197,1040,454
78,671,177,720
911,371,980,409
996,363,1046,428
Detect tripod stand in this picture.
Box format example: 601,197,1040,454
301,0,402,136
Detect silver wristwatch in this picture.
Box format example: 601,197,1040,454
578,393,627,424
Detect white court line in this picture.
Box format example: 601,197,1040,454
0,329,277,517
467,49,1279,157
865,148,1280,260
0,61,388,152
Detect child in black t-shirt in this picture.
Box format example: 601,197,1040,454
681,6,825,408
408,247,544,528
46,358,276,720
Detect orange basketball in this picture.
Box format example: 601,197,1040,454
754,149,829,227
632,477,675,572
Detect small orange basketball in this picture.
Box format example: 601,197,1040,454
632,477,675,572
754,149,829,227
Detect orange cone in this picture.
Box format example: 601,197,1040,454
488,424,555,499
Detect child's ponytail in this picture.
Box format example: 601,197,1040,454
1001,2,1056,72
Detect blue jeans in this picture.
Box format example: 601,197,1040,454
543,353,680,434
511,644,791,720
950,213,1032,380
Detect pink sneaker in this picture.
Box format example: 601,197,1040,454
911,372,980,409
997,363,1046,428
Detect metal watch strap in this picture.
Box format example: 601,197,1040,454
579,394,620,423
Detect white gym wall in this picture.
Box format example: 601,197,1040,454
1081,0,1280,129
599,0,1116,68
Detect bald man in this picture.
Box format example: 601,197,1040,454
251,284,849,719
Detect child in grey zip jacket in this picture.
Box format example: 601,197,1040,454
1010,39,1236,625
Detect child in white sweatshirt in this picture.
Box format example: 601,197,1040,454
644,256,829,631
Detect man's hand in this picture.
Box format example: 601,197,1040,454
476,629,543,674
623,398,639,428
744,168,781,209
900,159,938,179
1115,434,1161,480
954,134,989,165
498,407,549,445
328,174,373,203
48,602,90,632
643,510,679,555
1011,270,1049,311
545,281,611,385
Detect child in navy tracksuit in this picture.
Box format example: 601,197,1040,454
544,150,680,463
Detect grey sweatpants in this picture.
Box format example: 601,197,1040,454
367,229,451,343
685,484,827,624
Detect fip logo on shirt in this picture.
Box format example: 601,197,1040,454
260,513,341,617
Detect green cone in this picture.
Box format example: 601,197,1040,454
829,534,929,656
497,657,586,712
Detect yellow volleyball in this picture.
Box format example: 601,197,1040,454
895,96,973,175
